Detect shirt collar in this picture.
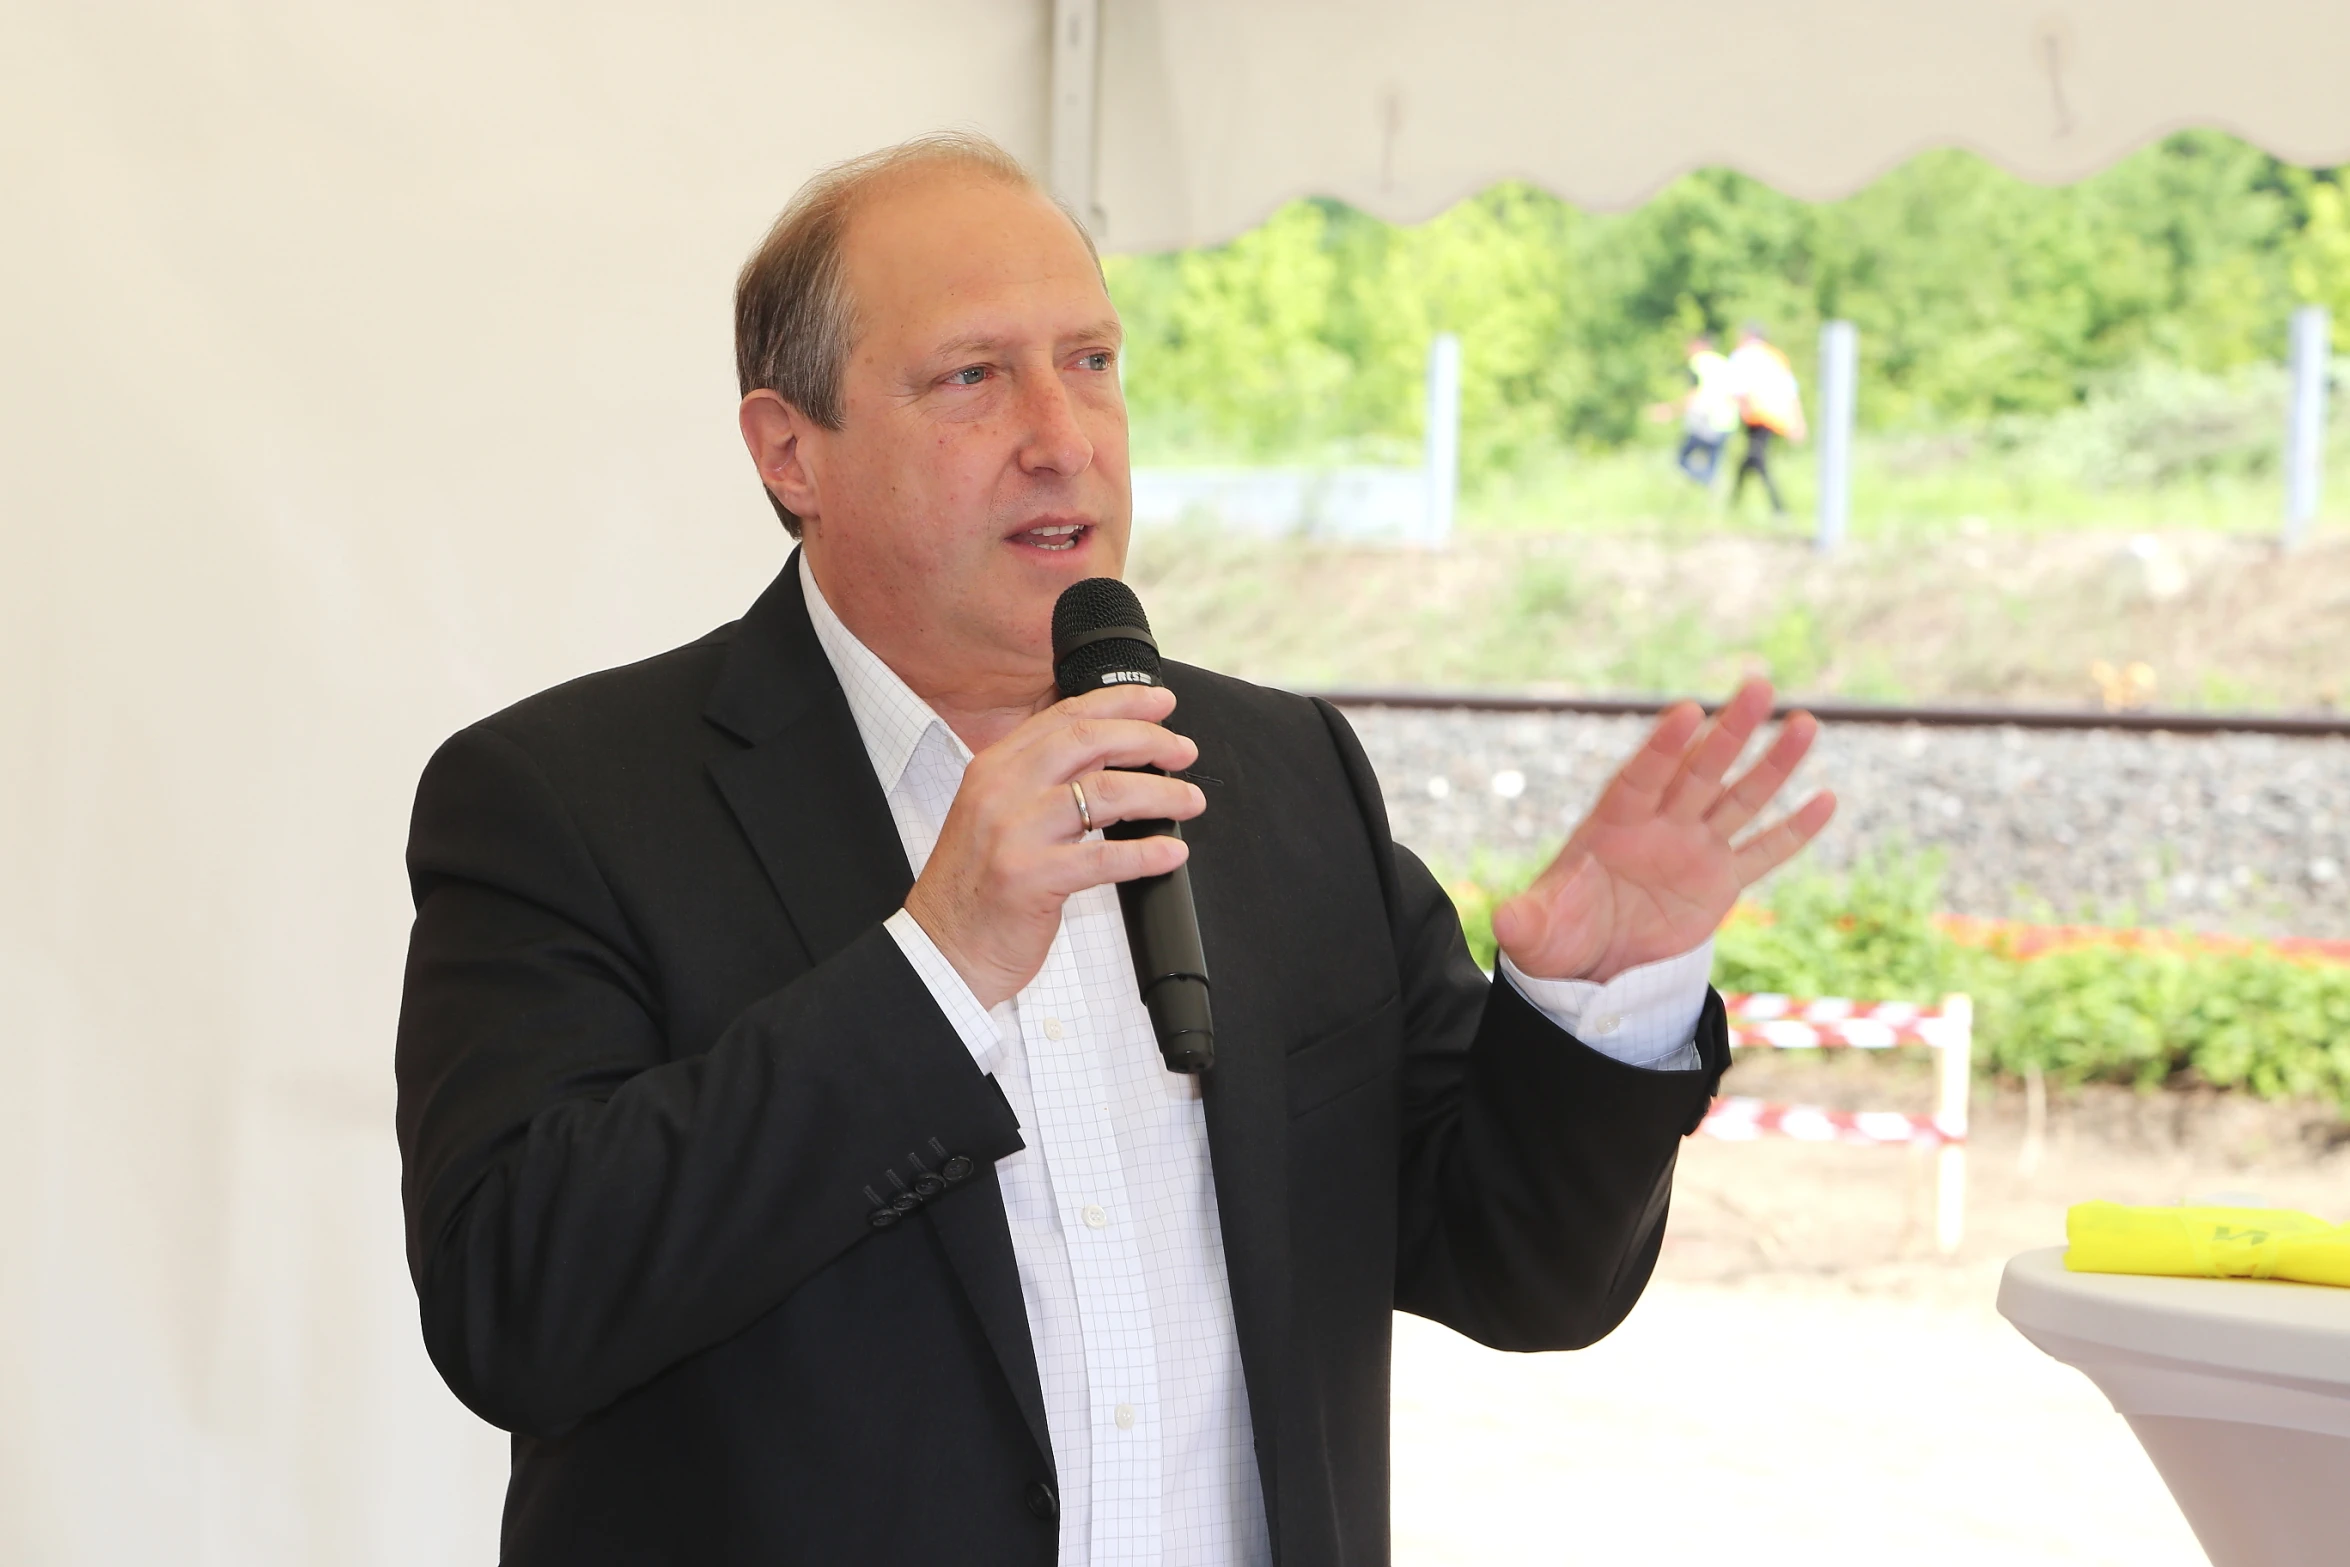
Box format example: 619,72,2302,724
797,552,969,795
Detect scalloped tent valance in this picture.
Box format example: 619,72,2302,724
1084,0,2350,251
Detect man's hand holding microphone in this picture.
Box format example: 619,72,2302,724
905,680,1204,1011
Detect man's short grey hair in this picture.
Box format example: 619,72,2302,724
733,130,1097,536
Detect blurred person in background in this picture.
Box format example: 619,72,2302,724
1649,332,1740,486
1728,322,1807,517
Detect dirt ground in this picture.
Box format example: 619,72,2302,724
1388,1063,2350,1565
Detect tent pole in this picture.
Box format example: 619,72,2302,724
1816,320,1857,553
1049,0,1102,232
2285,304,2330,550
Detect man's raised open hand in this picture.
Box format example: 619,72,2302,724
1493,678,1836,985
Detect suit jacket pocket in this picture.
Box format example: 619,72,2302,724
1285,995,1400,1118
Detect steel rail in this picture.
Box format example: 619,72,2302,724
1312,689,2350,739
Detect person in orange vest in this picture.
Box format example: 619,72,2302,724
1728,323,1806,517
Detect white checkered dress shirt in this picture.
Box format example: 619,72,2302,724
799,557,1709,1564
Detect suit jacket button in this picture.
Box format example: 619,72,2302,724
942,1155,974,1182
1025,1480,1059,1523
889,1191,921,1213
913,1173,946,1198
868,1208,899,1229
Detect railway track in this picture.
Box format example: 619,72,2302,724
1315,690,2350,739
1333,694,2350,939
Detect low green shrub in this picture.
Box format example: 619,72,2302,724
1442,853,2350,1112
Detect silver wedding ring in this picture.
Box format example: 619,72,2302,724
1069,778,1094,835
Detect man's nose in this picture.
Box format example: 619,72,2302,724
1015,371,1095,478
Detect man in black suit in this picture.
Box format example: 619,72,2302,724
395,133,1834,1566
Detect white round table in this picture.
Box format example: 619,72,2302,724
1999,1245,2350,1566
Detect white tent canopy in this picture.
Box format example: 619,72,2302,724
5,3,2345,1561
1087,0,2350,247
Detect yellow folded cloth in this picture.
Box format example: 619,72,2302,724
2066,1201,2350,1288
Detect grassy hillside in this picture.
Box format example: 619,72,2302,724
1127,526,2350,711
1461,372,2350,540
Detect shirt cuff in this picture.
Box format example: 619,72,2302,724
885,908,1009,1074
1498,939,1714,1071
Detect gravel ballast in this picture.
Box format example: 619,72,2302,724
1338,705,2350,938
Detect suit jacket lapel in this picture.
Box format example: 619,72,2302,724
703,552,1056,1471
704,555,911,964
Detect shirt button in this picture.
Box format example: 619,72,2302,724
1114,1403,1136,1430
1591,1014,1623,1036
1082,1203,1108,1230
1043,1017,1066,1040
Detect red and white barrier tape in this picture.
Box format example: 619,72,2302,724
1720,993,1969,1052
1699,1096,1965,1146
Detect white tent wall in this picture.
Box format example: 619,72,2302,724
5,2,2349,1562
0,5,1048,1562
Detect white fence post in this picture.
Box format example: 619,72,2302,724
1708,993,1972,1258
1816,319,1858,552
1423,332,1461,547
2285,304,2330,549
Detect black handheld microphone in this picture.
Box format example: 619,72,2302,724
1051,578,1214,1074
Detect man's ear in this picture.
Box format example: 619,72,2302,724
739,389,822,523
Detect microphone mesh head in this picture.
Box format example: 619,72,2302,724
1052,578,1161,698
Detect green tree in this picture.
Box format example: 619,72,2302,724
1104,131,2340,485
2291,176,2350,346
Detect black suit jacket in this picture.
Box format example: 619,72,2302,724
395,554,1730,1566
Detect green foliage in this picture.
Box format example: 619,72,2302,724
1996,360,2295,491
1110,203,1355,459
1710,854,1960,1000
1106,133,2350,492
2290,178,2350,348
1439,853,2350,1112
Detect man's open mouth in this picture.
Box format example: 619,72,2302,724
1017,522,1090,552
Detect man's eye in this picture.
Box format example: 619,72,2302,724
949,366,989,386
1077,352,1114,372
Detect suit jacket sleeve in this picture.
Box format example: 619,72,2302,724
1310,699,1731,1352
394,723,1023,1437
